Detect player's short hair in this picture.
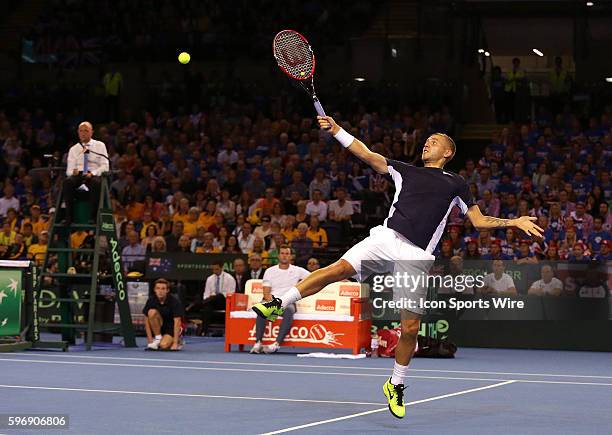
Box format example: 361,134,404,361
434,133,456,162
154,278,170,290
279,244,292,252
211,261,223,268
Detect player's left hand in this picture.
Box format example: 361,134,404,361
513,216,543,239
317,116,339,134
171,342,179,350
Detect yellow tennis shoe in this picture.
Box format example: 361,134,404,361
383,377,407,419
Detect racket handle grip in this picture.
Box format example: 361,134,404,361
313,98,326,117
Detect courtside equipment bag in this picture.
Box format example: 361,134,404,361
414,335,457,358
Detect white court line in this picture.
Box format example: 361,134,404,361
0,357,508,382
0,384,384,406
260,381,517,434
1,357,612,386
15,352,612,380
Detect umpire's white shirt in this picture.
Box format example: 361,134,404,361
66,140,109,176
263,264,309,298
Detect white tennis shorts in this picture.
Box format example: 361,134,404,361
341,225,436,315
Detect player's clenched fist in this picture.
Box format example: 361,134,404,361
317,116,340,135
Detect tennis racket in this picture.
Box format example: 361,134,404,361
273,29,326,117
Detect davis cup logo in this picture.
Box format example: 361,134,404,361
248,323,344,346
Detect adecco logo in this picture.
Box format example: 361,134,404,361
248,323,344,346
315,299,336,311
339,285,359,297
251,282,263,294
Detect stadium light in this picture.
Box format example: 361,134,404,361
484,51,490,57
354,77,365,82
391,48,398,58
478,49,485,54
533,48,544,57
586,2,594,6
605,77,612,83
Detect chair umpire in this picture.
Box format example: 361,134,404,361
63,122,109,224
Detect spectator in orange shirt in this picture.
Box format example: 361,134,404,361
20,222,36,249
307,216,328,248
183,207,203,237
70,230,90,249
250,236,269,265
21,204,48,236
255,188,280,217
139,210,161,239
172,198,190,224
5,208,20,232
125,196,145,222
28,230,49,266
192,230,220,254
281,216,297,242
199,200,217,230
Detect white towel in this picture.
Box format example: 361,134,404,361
297,352,366,359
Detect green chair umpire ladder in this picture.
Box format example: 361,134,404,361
35,173,136,350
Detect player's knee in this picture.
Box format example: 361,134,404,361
328,260,354,281
400,321,420,338
147,309,160,318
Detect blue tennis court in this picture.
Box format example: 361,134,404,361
0,338,610,434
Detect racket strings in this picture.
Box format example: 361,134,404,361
274,31,313,79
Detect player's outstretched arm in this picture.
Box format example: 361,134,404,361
318,116,388,174
466,205,543,238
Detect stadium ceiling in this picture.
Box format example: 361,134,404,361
462,0,612,16
460,0,612,56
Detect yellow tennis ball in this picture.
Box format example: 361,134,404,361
178,52,191,64
300,71,305,76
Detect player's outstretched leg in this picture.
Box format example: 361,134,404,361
383,313,421,418
252,259,356,321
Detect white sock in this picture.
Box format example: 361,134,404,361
390,362,409,386
281,287,302,308
154,334,162,340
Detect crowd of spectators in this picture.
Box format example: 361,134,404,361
0,91,610,299
0,96,454,273
432,106,612,265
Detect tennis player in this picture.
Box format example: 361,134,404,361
253,115,543,419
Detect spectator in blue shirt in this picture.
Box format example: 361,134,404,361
594,240,612,261
481,239,511,260
500,193,519,219
496,173,517,195
572,172,591,202
588,217,611,254
567,243,590,263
